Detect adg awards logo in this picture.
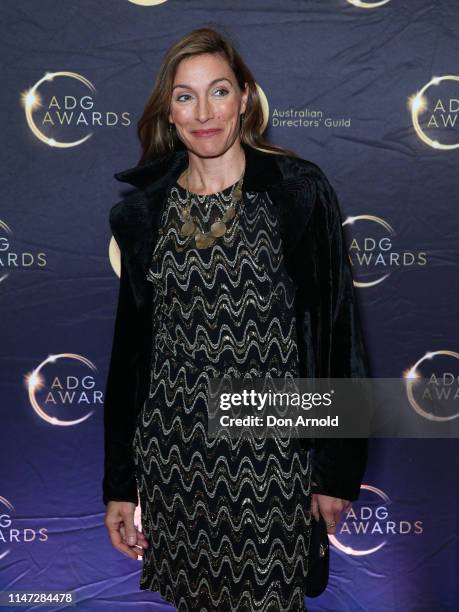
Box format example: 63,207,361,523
409,76,459,150
0,496,48,561
0,219,47,284
109,236,121,278
20,71,131,148
343,215,427,288
128,0,168,5
329,484,422,556
404,350,459,422
345,0,391,7
25,354,103,426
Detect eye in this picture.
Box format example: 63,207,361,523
175,88,229,102
176,93,191,102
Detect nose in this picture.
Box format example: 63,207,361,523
196,96,213,123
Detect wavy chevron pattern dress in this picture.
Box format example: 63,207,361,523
132,178,313,611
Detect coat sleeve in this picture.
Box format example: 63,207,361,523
102,229,141,506
310,169,371,502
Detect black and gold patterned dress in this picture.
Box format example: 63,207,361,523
132,178,313,611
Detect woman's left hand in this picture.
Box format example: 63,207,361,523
311,493,352,535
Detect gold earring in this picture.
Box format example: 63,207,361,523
168,123,174,151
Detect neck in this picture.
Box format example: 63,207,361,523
176,139,246,196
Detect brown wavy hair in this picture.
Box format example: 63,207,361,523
137,26,299,165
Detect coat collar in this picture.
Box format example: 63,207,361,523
113,141,299,194
110,141,321,290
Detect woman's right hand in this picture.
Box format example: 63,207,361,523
311,493,352,535
104,501,149,560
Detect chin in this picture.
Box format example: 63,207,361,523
191,140,228,157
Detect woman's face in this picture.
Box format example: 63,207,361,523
168,52,248,157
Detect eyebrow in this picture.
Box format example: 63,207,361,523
172,77,232,91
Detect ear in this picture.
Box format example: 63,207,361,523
241,82,249,114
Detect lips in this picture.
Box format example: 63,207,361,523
192,129,222,136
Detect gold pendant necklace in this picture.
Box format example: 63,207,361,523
178,165,245,249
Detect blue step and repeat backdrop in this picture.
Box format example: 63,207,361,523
1,1,458,611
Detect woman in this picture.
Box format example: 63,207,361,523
102,27,370,612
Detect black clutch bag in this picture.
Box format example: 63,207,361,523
305,513,330,598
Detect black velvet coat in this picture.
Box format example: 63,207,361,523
102,141,371,508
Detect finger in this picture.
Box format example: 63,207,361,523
131,544,146,557
320,508,337,535
311,494,321,522
121,524,149,549
122,517,138,547
335,498,351,525
334,508,342,528
136,531,149,548
118,543,143,559
132,527,149,548
106,524,140,559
